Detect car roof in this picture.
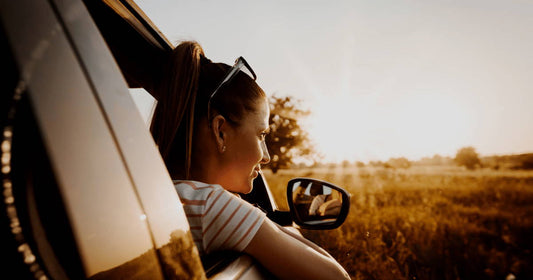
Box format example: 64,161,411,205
84,0,173,100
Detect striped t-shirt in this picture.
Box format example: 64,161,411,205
173,180,266,255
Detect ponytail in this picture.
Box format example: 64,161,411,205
151,41,204,179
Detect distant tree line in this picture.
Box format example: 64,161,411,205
261,95,533,172
482,153,533,170
453,146,533,170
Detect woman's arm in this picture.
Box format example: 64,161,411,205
244,219,350,280
275,223,333,258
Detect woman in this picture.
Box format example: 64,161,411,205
151,41,349,280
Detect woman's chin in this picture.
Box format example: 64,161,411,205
226,180,253,195
241,179,255,194
240,182,254,194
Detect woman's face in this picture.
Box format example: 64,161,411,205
220,97,271,194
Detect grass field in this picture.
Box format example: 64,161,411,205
263,166,533,280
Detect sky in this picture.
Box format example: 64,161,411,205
133,0,533,163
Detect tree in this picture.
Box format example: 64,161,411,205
342,160,352,168
265,95,313,173
454,146,481,170
386,157,411,169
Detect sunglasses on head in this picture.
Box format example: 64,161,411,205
207,56,257,121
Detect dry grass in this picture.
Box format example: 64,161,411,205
263,166,533,280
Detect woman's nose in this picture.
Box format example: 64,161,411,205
260,141,270,164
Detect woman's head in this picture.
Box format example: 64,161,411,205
151,41,269,191
211,97,271,193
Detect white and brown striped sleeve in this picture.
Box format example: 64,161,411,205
202,187,266,253
174,181,266,255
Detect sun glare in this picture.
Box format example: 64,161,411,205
304,92,473,163
304,95,370,162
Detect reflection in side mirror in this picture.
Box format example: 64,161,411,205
287,178,351,230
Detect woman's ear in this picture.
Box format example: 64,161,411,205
211,115,227,153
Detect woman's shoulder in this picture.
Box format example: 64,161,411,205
173,180,225,201
173,180,221,190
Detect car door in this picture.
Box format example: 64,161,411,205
1,0,205,279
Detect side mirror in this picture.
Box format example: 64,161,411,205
286,178,351,230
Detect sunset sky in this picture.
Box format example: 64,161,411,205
134,0,533,163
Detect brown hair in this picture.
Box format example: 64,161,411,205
150,41,266,179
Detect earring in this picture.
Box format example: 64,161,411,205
222,146,226,153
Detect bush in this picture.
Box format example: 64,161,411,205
455,147,481,170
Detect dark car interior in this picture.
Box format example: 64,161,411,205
83,0,171,97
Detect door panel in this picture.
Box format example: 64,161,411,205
0,0,173,278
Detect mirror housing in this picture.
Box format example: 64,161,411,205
286,178,351,230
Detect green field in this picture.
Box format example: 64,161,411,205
264,166,533,280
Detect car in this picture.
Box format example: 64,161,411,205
0,0,351,279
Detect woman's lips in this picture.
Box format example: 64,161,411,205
252,167,261,178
